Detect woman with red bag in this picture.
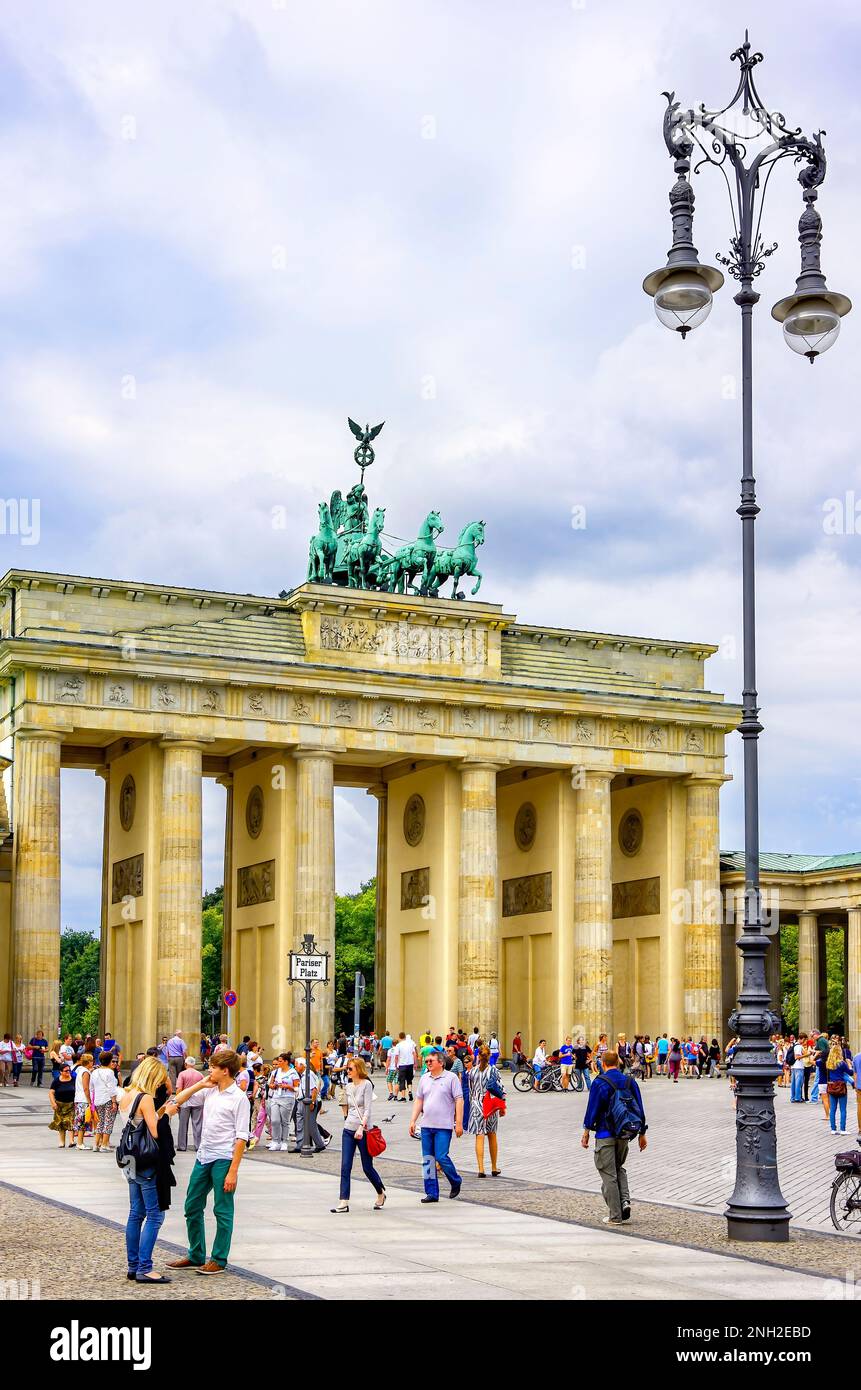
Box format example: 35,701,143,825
331,1057,387,1213
468,1045,505,1177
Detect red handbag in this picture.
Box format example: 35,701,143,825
365,1125,386,1157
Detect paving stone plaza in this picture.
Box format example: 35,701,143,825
1,1066,857,1304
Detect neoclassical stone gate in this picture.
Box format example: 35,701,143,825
0,568,741,1057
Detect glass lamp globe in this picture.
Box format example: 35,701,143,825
653,269,714,337
781,296,841,361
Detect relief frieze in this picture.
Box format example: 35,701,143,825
502,871,552,917
612,875,661,919
237,859,275,908
318,615,487,667
111,854,144,904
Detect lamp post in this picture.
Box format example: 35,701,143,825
288,933,330,1156
644,34,851,1243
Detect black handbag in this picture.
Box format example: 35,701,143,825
116,1092,159,1177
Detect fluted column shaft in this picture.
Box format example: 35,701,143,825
847,908,861,1047
573,770,613,1042
368,784,388,1035
797,911,819,1036
457,761,500,1032
217,773,234,1034
294,750,336,1041
683,778,723,1040
12,729,63,1039
157,739,204,1049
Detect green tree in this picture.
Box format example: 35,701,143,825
825,928,845,1032
200,888,224,1032
334,878,376,1034
59,930,100,1037
780,923,799,1034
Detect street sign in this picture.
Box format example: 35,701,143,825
224,989,237,1007
289,952,328,983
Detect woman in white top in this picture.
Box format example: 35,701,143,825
267,1054,300,1151
532,1040,547,1090
117,1055,171,1283
331,1057,385,1213
91,1056,120,1150
72,1053,94,1149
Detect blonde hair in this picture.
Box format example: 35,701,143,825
79,1053,94,1068
827,1043,844,1071
348,1057,370,1083
130,1056,168,1097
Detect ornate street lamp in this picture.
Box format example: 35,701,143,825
644,34,851,1243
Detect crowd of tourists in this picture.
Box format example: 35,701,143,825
9,1013,858,1285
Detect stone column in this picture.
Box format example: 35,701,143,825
573,770,614,1042
457,760,501,1033
157,739,204,1050
367,783,388,1035
217,773,234,1034
293,749,336,1042
11,729,63,1039
798,910,819,1035
683,777,723,1040
847,907,861,1047
96,765,110,1037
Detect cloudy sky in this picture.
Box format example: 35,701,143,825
1,1,858,931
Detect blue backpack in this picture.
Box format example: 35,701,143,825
603,1073,642,1141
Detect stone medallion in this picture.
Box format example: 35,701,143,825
119,774,136,833
246,785,265,840
618,808,644,857
403,793,426,847
514,801,537,851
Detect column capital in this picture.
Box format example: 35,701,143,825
216,772,234,789
14,726,64,743
798,908,819,922
293,745,337,763
684,772,730,788
458,758,506,773
94,766,110,782
572,766,614,787
159,735,213,752
366,782,387,801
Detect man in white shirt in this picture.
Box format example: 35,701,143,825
293,1058,326,1152
165,1050,249,1274
395,1032,418,1102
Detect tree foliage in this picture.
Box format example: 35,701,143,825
334,878,376,1035
201,897,224,1030
780,920,845,1034
59,930,100,1038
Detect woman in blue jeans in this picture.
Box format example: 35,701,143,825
330,1058,385,1213
826,1042,856,1134
117,1056,172,1283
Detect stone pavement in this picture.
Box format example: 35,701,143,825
362,1068,860,1237
0,1083,857,1300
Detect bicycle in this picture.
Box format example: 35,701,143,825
830,1139,861,1233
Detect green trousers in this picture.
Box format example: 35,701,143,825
184,1158,235,1267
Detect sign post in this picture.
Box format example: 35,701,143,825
288,935,330,1156
223,989,237,1046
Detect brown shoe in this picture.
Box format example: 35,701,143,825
196,1260,226,1275
166,1257,201,1269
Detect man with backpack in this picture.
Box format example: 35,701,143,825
580,1049,648,1224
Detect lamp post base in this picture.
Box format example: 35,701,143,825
725,1209,791,1242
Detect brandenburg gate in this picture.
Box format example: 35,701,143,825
0,427,751,1056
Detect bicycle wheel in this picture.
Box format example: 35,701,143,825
539,1068,557,1093
570,1070,585,1093
830,1171,861,1232
513,1068,535,1093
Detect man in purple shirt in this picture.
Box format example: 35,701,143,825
853,1049,861,1136
409,1047,463,1202
165,1031,187,1088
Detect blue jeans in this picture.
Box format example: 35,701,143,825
125,1173,164,1277
829,1092,848,1131
575,1067,592,1090
339,1129,384,1200
420,1126,460,1199
791,1069,804,1102
810,1075,820,1102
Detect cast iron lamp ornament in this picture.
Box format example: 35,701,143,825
644,35,851,1244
